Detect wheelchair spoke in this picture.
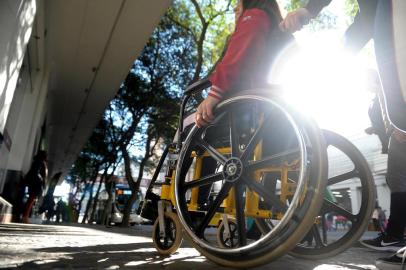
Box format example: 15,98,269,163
183,172,224,189
245,148,300,171
195,182,233,237
196,138,227,165
254,218,272,235
234,182,247,246
240,115,272,162
327,169,358,186
229,109,240,157
241,176,288,212
321,199,357,222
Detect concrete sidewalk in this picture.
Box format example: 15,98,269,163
0,223,391,269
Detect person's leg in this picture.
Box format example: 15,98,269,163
361,134,406,251
384,135,406,240
360,0,406,258
22,195,36,223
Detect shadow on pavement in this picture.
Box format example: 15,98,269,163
10,245,383,270
11,242,226,270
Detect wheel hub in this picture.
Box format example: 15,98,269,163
223,157,243,182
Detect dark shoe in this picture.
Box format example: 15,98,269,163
360,233,404,252
376,246,406,270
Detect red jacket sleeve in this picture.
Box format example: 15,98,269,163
208,9,270,99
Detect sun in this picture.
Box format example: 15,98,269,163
268,34,374,136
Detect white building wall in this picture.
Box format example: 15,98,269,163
0,0,37,133
0,0,38,193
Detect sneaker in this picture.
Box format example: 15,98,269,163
360,233,404,252
376,246,406,270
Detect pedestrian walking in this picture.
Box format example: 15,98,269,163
21,151,48,223
280,1,406,269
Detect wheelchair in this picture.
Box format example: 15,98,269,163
140,79,376,268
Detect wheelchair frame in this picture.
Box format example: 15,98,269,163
141,79,375,268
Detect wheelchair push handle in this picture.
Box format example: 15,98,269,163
184,78,212,96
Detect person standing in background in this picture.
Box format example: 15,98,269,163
21,151,48,223
280,1,406,269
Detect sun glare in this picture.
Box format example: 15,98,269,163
269,34,374,136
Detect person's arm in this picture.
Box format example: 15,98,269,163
208,8,271,99
279,0,331,33
343,0,377,53
195,8,270,127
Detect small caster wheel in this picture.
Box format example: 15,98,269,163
152,211,183,255
217,218,239,248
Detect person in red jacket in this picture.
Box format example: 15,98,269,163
193,0,292,211
195,0,286,127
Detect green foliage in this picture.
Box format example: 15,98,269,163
168,0,236,78
283,0,304,11
344,0,359,20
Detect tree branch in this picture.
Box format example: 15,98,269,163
167,14,198,43
190,0,206,26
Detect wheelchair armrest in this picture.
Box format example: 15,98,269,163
184,78,212,96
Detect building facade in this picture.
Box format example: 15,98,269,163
0,0,170,221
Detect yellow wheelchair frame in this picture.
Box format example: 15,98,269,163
159,145,299,222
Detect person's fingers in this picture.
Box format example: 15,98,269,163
195,97,218,127
195,106,203,126
196,113,209,128
294,16,303,31
288,16,300,32
286,17,296,32
195,113,202,128
281,16,292,32
204,104,215,121
281,12,305,33
196,114,203,128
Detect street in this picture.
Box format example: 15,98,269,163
0,223,391,270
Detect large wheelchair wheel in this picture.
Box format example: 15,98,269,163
174,94,327,268
290,129,376,259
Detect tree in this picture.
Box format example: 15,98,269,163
111,1,236,226
67,0,237,226
168,0,235,81
68,118,118,224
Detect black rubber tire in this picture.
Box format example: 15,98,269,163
289,129,376,259
174,94,327,268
